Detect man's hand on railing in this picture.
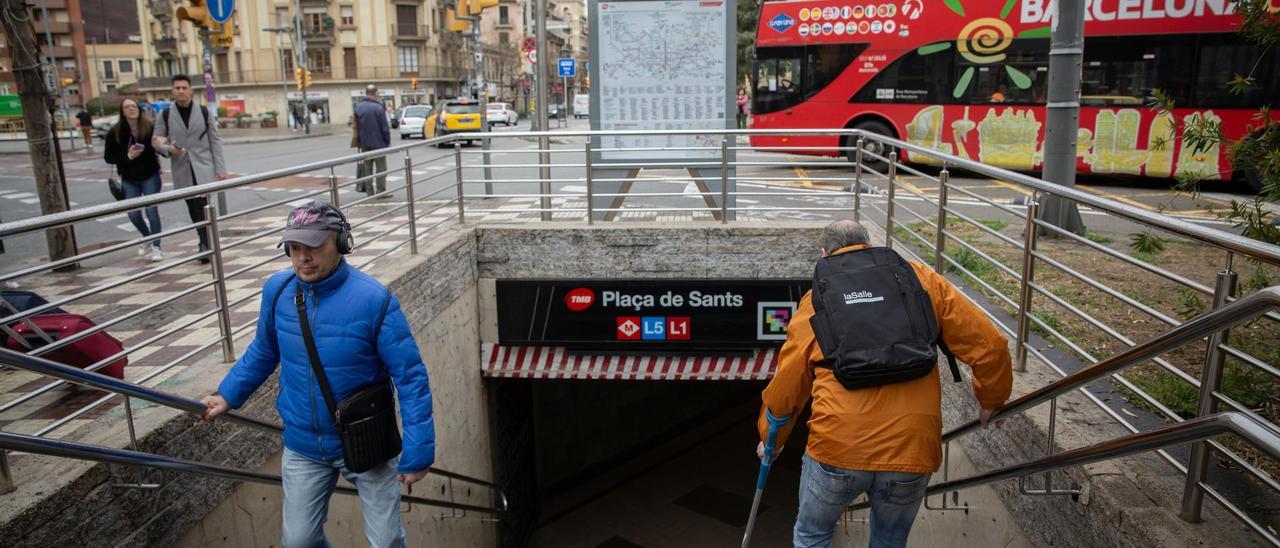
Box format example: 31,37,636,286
199,393,230,422
398,469,429,487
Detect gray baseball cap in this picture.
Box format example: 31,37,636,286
279,201,345,249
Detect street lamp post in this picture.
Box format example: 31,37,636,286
263,25,293,130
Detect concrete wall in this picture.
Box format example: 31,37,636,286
0,228,496,547
178,228,497,547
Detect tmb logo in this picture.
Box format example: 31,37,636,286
565,287,595,312
768,13,796,33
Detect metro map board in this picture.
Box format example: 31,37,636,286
496,280,811,352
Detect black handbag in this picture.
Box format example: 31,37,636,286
295,288,401,473
107,177,124,201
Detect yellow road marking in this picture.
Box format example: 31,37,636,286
988,178,1033,196
793,166,813,187
1074,185,1161,211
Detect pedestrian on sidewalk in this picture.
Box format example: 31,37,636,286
354,85,391,199
756,220,1012,548
76,107,94,146
152,74,229,264
200,201,435,548
104,98,164,262
736,88,750,129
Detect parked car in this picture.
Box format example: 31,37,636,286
426,99,485,145
92,116,115,138
398,105,432,139
486,102,518,126
547,103,567,120
572,94,589,119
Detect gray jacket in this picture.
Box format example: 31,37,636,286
153,102,226,189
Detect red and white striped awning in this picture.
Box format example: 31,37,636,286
480,343,778,381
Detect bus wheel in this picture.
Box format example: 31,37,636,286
844,120,895,173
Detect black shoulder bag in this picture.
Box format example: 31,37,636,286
295,287,401,473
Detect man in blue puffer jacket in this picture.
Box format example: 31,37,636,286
200,201,434,548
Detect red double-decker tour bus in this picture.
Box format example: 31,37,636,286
749,0,1279,190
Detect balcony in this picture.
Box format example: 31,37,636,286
302,26,335,43
35,21,71,34
392,24,429,42
147,0,172,19
137,76,172,90
153,37,178,54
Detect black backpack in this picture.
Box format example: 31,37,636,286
808,247,960,390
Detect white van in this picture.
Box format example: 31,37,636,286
572,94,590,119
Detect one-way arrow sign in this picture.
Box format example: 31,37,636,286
209,0,235,24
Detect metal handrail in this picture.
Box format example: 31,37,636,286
0,346,507,496
0,431,505,515
944,286,1280,443
852,131,1280,267
855,412,1280,513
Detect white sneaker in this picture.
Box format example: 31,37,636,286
137,243,149,256
149,248,163,262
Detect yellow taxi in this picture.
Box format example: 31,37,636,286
426,99,485,145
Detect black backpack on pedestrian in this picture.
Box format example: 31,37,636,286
808,247,960,390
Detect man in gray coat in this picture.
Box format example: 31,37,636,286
153,74,228,263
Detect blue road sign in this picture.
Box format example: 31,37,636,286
558,58,576,78
209,0,235,24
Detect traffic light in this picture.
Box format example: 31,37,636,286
446,9,471,32
466,0,500,14
210,20,234,48
175,1,214,30
411,78,419,90
294,67,312,90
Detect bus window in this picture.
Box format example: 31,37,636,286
754,46,804,113
958,40,1048,105
804,43,867,101
1080,36,1195,107
1194,34,1280,109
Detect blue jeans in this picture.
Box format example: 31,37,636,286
794,453,930,548
281,447,406,548
122,172,162,248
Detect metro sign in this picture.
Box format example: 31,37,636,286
768,13,796,33
565,287,595,312
617,317,641,340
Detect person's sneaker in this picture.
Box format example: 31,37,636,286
137,243,150,257
198,244,211,264
150,248,163,262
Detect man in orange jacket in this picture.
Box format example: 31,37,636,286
757,220,1012,548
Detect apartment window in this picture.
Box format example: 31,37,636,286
499,32,509,45
102,60,114,79
118,59,133,73
282,49,294,75
106,84,117,93
340,6,354,26
398,46,419,74
305,12,324,33
235,51,243,81
307,49,331,73
499,5,509,24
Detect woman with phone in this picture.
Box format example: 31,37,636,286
104,98,164,261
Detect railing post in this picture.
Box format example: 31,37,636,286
935,166,949,271
720,137,729,224
403,151,418,254
539,134,552,221
884,151,897,249
204,204,234,363
328,166,340,207
585,140,594,225
454,143,466,225
1180,254,1238,523
482,135,494,196
1015,190,1040,372
0,450,13,495
853,136,864,223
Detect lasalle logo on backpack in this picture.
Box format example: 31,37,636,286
842,290,882,304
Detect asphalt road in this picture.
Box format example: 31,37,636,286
0,117,1272,273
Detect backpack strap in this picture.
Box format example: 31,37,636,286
370,290,393,349
937,334,961,383
264,273,298,334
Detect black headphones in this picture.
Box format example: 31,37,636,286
282,204,355,256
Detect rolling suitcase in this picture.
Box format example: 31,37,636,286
5,313,128,379
1,290,67,316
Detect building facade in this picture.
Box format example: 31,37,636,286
85,42,145,99
0,0,89,108
136,0,472,125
